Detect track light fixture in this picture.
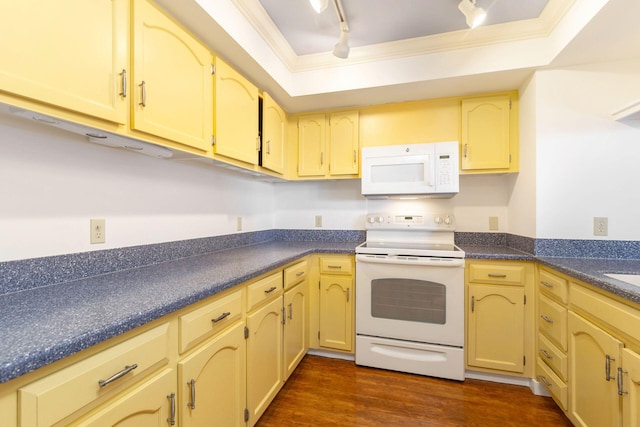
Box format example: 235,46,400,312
309,0,328,14
458,0,487,28
333,27,350,59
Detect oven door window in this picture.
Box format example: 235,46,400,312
371,278,445,324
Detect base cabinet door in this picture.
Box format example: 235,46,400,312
178,322,246,427
68,368,176,427
283,282,307,380
319,276,353,352
246,296,283,426
568,311,623,427
622,348,640,427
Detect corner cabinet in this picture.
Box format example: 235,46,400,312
213,57,260,165
460,93,519,174
465,260,534,376
297,111,359,179
132,0,214,152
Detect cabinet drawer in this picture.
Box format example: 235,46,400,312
536,359,568,411
247,272,283,312
320,256,353,275
179,287,244,353
468,263,525,286
539,269,568,304
284,260,308,290
19,322,171,427
538,333,568,381
539,294,568,351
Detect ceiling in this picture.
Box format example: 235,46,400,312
155,0,640,113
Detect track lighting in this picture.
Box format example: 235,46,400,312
309,0,328,14
333,28,350,59
458,0,487,28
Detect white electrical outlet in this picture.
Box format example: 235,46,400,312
90,219,106,244
594,217,608,236
237,216,243,231
315,215,322,227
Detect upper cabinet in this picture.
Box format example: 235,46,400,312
460,94,519,174
261,92,286,175
0,0,129,124
297,111,359,179
132,0,213,153
213,57,260,165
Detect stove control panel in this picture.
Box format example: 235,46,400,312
365,213,455,230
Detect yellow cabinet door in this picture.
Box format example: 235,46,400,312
68,368,176,427
214,57,259,165
461,95,511,171
246,296,283,426
319,275,353,352
622,348,640,427
262,92,286,174
329,111,359,175
298,114,326,176
0,0,128,124
467,284,525,373
132,0,213,152
568,311,622,427
178,322,246,427
283,282,307,380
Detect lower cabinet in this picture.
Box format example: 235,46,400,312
622,348,640,427
283,281,307,380
317,255,355,352
178,321,247,426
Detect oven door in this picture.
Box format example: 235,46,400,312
355,254,464,347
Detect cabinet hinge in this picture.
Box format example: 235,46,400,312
211,64,216,75
244,408,249,423
244,326,249,339
282,307,286,325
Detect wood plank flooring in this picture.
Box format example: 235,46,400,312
257,355,572,427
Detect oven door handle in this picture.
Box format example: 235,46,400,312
356,254,464,267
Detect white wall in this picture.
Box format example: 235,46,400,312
533,59,640,239
0,112,276,261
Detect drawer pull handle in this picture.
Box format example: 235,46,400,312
539,375,552,387
488,273,507,278
540,315,554,324
188,379,196,410
296,271,305,277
539,349,553,359
618,367,628,396
541,281,554,289
264,286,277,294
98,363,138,387
167,392,176,425
606,354,616,381
328,265,342,269
212,312,231,323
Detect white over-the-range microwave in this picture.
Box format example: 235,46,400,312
360,141,459,198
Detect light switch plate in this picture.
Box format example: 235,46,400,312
594,217,608,236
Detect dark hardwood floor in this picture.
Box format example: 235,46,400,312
257,355,572,427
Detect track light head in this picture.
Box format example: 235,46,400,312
458,0,487,28
309,0,329,14
333,30,350,59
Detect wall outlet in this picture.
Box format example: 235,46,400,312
90,219,105,244
594,217,608,236
237,216,243,231
315,215,322,228
489,216,499,231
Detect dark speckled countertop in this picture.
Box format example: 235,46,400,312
0,241,356,384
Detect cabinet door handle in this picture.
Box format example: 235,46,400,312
119,69,127,98
539,349,553,359
167,393,176,425
618,367,628,396
605,354,616,381
538,375,552,387
540,315,554,324
288,302,293,320
139,81,146,107
188,379,196,409
346,288,350,302
296,271,305,277
471,296,475,312
256,136,260,151
541,281,554,289
211,311,231,323
267,140,271,155
327,265,342,270
464,144,468,158
320,152,324,165
264,286,277,294
98,363,138,387
353,149,356,164
488,273,507,278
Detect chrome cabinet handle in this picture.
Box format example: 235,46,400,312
541,281,554,289
488,273,507,278
167,393,176,425
471,296,475,312
539,375,552,387
605,354,616,381
539,349,553,359
346,288,350,302
618,367,628,396
353,149,356,164
296,271,305,277
256,136,260,151
119,69,127,98
139,81,146,107
464,144,468,158
288,303,293,320
98,364,138,387
267,140,271,155
540,315,554,324
320,152,324,165
264,286,277,294
327,265,342,269
188,379,196,410
212,311,231,323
